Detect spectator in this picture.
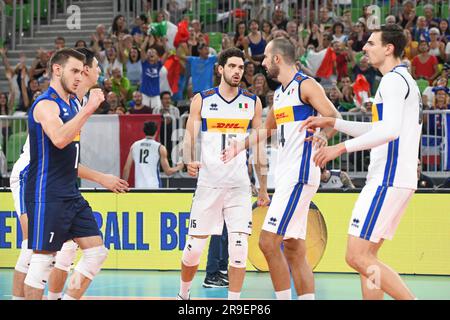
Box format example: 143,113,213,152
261,20,273,41
327,85,344,111
403,28,418,61
249,73,269,108
105,91,122,113
122,121,184,188
417,159,435,188
412,16,430,42
131,14,148,36
75,40,87,48
319,6,337,27
117,34,134,63
48,36,65,57
333,40,353,81
348,21,370,52
234,21,247,50
428,28,446,63
340,9,353,34
111,67,131,102
272,4,288,30
331,22,348,44
126,47,143,87
202,225,229,288
140,39,168,108
244,20,266,67
191,19,209,46
128,91,152,114
305,23,323,50
352,56,377,96
422,77,448,107
20,67,40,112
438,19,450,43
412,41,439,84
29,49,50,80
241,62,256,88
184,43,217,94
397,0,418,30
446,41,450,62
110,14,129,37
320,167,355,189
153,91,180,158
385,15,397,26
423,4,439,27
90,24,107,51
101,47,123,78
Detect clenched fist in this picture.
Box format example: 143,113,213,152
84,88,105,114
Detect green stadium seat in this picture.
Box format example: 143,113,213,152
34,0,49,19
208,32,222,53
416,79,429,94
6,131,27,170
5,3,31,31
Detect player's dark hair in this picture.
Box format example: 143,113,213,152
218,47,245,67
143,121,158,136
160,91,171,99
373,24,407,59
269,37,296,64
49,48,86,76
75,47,95,68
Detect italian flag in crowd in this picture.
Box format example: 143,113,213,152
239,103,248,109
80,115,162,188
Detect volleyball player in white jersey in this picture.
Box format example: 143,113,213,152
222,38,341,300
301,24,421,300
122,121,184,188
178,48,268,300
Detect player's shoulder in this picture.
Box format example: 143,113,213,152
200,87,217,99
293,72,310,83
240,88,257,101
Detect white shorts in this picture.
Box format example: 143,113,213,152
188,185,252,236
10,175,27,216
262,183,319,240
348,184,414,243
142,94,161,109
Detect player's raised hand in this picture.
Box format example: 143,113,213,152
299,116,335,133
313,143,346,168
187,161,201,177
220,138,243,163
84,88,105,114
99,174,130,193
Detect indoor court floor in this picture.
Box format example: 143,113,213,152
0,269,449,300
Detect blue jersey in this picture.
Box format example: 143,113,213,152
25,86,81,202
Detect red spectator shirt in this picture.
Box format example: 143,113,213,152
412,54,438,83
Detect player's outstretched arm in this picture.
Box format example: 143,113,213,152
300,116,373,138
34,89,104,149
79,164,129,193
122,147,134,182
183,94,202,177
160,145,184,176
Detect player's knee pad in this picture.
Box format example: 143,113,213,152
228,232,248,268
14,239,33,274
24,254,55,290
74,245,108,280
54,241,78,272
181,236,208,267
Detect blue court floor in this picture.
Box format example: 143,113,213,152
1,269,449,300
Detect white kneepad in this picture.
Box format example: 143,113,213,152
15,240,33,274
74,246,108,280
24,254,55,290
228,233,248,268
54,240,79,272
181,236,208,267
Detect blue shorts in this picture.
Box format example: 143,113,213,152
26,197,100,251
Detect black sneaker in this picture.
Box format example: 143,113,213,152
202,274,229,288
217,271,229,284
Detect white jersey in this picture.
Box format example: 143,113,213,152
365,65,422,189
272,72,320,187
10,136,30,180
131,138,162,188
320,170,343,189
197,87,256,188
252,145,278,189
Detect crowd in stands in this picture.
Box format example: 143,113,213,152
1,0,449,176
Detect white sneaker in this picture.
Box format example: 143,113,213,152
176,292,190,300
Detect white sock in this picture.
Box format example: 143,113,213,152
62,294,77,300
179,280,192,299
12,296,25,300
275,289,292,300
298,293,315,300
47,291,63,300
228,291,241,300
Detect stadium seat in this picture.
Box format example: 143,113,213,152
416,79,429,94
6,131,27,170
5,3,31,31
208,32,222,53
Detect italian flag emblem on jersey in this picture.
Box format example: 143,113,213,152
287,88,295,95
239,103,248,109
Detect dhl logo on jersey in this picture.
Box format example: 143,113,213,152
274,106,295,125
206,118,250,133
